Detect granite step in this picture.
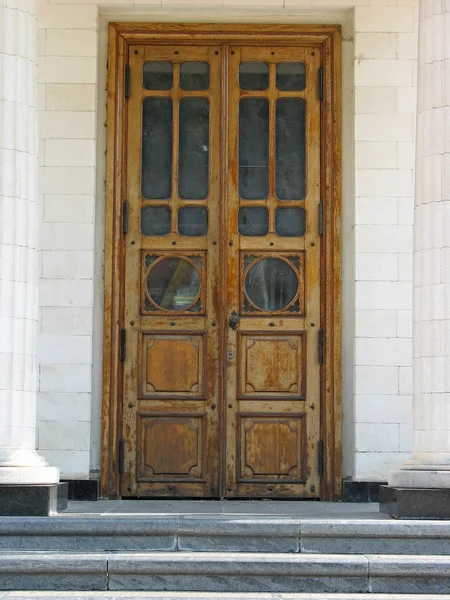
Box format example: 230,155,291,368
1,552,450,594
1,517,449,555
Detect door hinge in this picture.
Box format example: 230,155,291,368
122,201,129,235
318,67,324,101
120,328,126,363
318,202,324,236
318,440,324,476
125,64,131,99
118,439,125,475
318,328,325,365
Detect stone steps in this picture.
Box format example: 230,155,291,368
1,594,449,600
0,552,450,594
1,517,449,554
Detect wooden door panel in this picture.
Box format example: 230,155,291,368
238,332,306,398
140,333,206,397
137,413,205,480
225,45,322,498
122,44,222,498
238,413,307,482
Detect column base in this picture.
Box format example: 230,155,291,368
0,483,68,516
0,466,59,485
380,485,450,520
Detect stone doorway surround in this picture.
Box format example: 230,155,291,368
1,0,450,518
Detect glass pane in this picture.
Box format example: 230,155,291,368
239,62,269,90
245,257,298,311
180,61,210,90
238,207,269,236
275,207,306,237
178,206,208,236
179,97,209,200
142,98,173,199
141,206,171,236
276,98,306,200
143,61,173,90
276,62,306,91
147,257,200,311
239,98,269,200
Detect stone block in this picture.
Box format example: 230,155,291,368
108,553,368,593
380,485,450,519
0,517,177,552
0,553,107,591
300,520,450,555
177,517,301,552
0,483,68,516
368,555,450,594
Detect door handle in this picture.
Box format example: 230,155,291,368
229,310,240,331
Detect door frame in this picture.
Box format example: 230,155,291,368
101,22,342,501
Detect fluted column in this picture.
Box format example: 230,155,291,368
387,0,450,492
0,0,58,484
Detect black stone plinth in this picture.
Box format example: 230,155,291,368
343,481,387,503
65,479,99,501
380,485,450,519
0,483,68,516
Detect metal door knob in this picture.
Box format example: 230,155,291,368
228,310,240,330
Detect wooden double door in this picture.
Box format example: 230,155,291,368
120,41,323,498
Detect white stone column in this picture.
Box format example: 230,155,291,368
388,0,450,490
0,0,58,484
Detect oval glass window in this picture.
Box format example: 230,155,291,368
147,257,200,311
245,257,298,311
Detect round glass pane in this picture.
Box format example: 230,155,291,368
245,258,298,311
147,257,200,310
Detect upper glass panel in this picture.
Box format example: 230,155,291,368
143,61,173,90
238,207,269,236
141,205,171,236
178,206,208,237
239,98,269,200
275,207,306,237
239,62,269,90
180,61,210,90
275,98,306,200
142,97,173,199
276,62,306,91
179,97,209,200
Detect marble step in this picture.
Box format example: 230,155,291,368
1,517,450,554
1,552,450,594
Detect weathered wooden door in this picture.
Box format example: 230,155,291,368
121,41,322,498
224,47,321,497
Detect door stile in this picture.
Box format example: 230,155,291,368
224,45,239,496
121,44,144,495
304,49,322,497
218,43,230,499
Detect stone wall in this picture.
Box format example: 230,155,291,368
35,0,418,481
